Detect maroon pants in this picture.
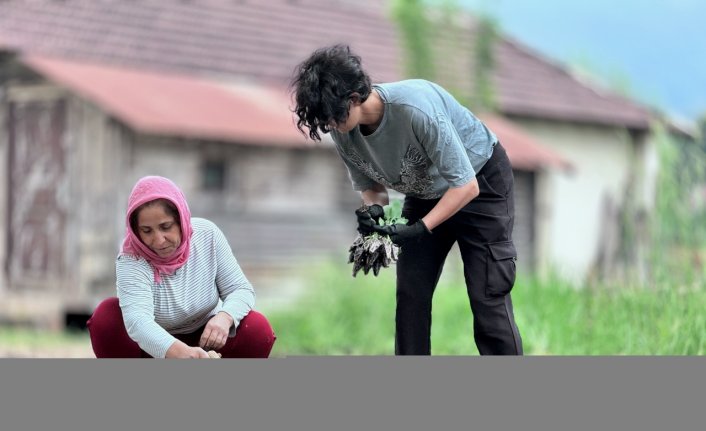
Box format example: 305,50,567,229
87,297,276,358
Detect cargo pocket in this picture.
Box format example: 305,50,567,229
478,174,504,198
486,240,517,297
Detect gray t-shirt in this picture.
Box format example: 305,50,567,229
331,79,497,199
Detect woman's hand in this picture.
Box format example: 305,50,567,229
199,312,234,351
165,340,210,358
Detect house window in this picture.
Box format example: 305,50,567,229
202,160,227,191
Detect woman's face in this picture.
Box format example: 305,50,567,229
136,203,182,258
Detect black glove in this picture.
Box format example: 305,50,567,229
355,204,385,235
372,220,432,246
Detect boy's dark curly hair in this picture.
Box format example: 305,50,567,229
290,44,372,141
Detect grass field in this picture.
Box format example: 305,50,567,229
260,259,706,356
2,258,704,357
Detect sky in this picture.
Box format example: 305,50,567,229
458,0,706,122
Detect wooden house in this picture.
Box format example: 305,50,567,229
0,0,655,325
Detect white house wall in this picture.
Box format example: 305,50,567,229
513,119,638,281
0,88,7,292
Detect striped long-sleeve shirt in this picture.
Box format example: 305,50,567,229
116,218,255,358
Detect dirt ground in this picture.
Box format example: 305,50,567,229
0,341,94,358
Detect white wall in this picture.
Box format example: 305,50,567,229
515,119,640,282
0,89,7,292
635,131,659,212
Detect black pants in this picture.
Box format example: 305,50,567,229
395,142,523,355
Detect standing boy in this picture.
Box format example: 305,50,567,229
291,45,522,355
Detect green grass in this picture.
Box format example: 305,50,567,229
515,275,706,355
3,258,704,357
260,260,706,356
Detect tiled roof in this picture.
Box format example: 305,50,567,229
21,54,571,171
0,0,652,129
21,54,314,146
0,0,400,86
494,37,652,129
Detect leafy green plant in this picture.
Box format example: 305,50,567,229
348,201,407,277
648,121,706,286
382,200,407,225
472,14,498,112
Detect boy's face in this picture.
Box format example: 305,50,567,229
329,100,361,134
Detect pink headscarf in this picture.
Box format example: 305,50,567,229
120,176,193,283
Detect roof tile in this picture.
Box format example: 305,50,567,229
0,0,652,128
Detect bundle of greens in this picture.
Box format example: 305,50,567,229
348,200,407,277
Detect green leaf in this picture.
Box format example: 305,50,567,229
383,200,404,224
383,204,393,222
381,200,408,225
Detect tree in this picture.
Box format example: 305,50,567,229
390,0,498,111
390,0,436,80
